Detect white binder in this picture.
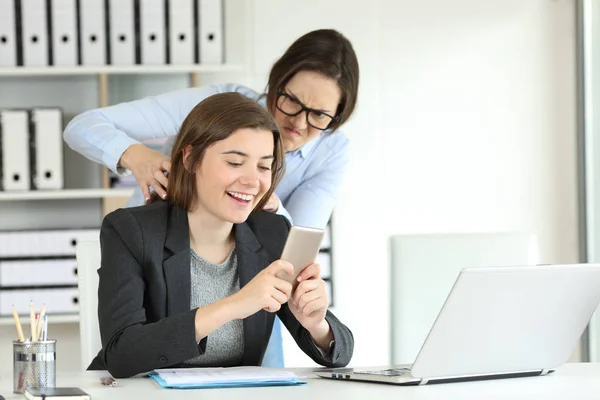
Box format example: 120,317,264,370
197,0,224,64
108,0,135,65
31,108,64,190
168,0,194,64
0,229,100,258
0,0,17,67
320,224,331,249
0,110,30,191
79,0,107,65
50,0,78,66
0,259,79,286
21,0,49,66
325,280,333,306
3,288,80,316
140,0,166,64
315,252,331,279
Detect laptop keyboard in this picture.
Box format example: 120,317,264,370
354,367,412,376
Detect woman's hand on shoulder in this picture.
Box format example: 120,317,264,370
119,144,171,202
288,263,329,330
263,193,280,213
229,260,294,319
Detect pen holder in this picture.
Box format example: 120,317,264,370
13,339,56,394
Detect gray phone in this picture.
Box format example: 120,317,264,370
276,226,325,291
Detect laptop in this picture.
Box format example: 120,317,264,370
317,263,600,385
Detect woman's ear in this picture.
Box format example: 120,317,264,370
182,145,193,171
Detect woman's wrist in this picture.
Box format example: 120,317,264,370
118,143,143,169
193,297,240,342
307,319,333,350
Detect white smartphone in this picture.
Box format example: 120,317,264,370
277,226,325,291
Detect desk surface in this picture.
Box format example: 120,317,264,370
1,363,599,400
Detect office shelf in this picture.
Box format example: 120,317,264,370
0,313,78,326
0,64,243,77
0,188,134,201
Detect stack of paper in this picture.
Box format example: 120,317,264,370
150,367,306,389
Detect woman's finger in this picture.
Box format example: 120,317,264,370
161,159,172,173
262,197,275,211
153,169,168,188
263,297,281,313
296,289,321,311
297,263,321,282
302,297,328,316
269,260,294,277
273,276,293,298
293,279,321,303
139,182,151,203
150,179,167,199
271,287,289,305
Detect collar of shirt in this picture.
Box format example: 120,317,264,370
288,133,324,159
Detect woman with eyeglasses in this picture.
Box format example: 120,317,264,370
63,28,359,368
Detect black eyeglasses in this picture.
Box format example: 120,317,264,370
275,91,338,131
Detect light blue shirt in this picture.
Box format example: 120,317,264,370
63,83,350,229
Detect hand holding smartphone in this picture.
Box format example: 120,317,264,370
276,226,325,291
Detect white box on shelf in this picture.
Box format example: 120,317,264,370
31,108,64,190
0,259,78,286
197,0,224,64
3,287,79,316
50,0,78,66
108,0,135,65
0,109,31,191
80,0,107,65
0,0,17,67
21,0,49,66
139,0,167,65
315,252,331,279
168,0,194,64
0,229,99,258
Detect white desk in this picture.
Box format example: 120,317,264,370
1,364,599,400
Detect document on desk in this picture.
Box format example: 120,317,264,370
150,367,306,389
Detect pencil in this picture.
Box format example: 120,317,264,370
12,305,24,342
41,314,48,341
29,301,36,342
36,304,46,341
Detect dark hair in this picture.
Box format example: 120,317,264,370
152,92,285,212
266,29,359,133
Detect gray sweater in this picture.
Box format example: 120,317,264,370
183,248,244,366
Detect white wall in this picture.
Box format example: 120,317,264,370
247,0,578,367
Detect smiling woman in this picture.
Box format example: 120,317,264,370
159,93,284,216
64,28,360,368
91,93,354,378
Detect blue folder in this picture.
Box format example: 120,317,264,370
148,372,307,389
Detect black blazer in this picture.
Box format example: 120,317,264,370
90,200,353,378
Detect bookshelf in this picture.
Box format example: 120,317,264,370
0,314,78,326
0,63,241,215
0,65,243,77
0,188,135,201
0,0,252,372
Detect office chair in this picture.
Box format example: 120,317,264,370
75,241,102,371
390,232,539,365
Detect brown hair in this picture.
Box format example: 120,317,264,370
266,29,360,132
152,92,285,212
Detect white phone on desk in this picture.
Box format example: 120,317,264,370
276,226,325,291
